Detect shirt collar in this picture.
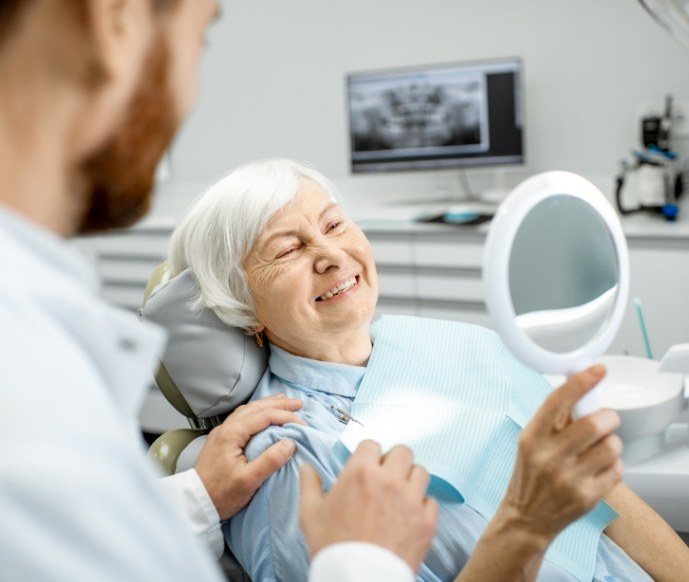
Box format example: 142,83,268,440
0,203,99,294
268,343,366,398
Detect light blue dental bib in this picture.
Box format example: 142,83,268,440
339,315,618,582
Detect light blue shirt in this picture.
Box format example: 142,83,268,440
227,343,652,582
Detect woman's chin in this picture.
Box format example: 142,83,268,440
314,300,375,329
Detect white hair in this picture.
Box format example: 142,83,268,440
168,159,340,331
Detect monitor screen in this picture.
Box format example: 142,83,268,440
347,58,523,173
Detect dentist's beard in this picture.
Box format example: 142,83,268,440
75,37,178,234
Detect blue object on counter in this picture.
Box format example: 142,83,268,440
443,210,481,223
662,203,679,221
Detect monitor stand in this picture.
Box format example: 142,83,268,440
390,170,497,207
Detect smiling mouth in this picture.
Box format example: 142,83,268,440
315,276,360,302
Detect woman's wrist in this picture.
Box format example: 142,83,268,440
489,503,553,555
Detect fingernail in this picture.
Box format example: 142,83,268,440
282,440,296,454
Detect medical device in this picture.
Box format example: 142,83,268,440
346,57,523,174
615,94,685,221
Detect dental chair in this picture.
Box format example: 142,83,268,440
141,262,268,580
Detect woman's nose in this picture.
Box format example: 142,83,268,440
313,241,347,274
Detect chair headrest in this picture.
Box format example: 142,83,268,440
142,268,268,420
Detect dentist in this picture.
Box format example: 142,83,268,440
0,1,434,580
3,2,684,582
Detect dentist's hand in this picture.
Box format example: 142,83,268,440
195,394,305,520
499,365,623,546
300,440,439,574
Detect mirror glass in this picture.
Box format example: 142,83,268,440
508,195,619,353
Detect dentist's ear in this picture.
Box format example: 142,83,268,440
72,0,154,158
88,0,153,85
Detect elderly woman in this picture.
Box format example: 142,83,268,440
168,159,688,581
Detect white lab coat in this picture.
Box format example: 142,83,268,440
0,205,411,582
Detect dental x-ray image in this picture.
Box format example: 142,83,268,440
349,71,489,155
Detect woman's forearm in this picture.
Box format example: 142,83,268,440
604,483,689,581
455,505,550,582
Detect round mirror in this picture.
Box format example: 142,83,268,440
509,195,619,353
484,171,630,417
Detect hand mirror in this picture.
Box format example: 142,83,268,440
483,171,630,418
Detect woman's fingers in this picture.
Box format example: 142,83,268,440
573,433,624,477
555,408,621,457
534,366,607,436
596,457,625,487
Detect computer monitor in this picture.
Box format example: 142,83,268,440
347,57,524,174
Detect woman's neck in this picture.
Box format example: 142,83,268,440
267,326,373,367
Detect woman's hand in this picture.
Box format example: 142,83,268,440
501,365,623,546
300,440,439,574
456,365,623,582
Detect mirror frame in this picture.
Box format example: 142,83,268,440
483,171,630,376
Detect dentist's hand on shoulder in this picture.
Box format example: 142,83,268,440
195,394,306,520
300,440,439,574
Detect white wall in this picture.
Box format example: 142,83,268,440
158,0,689,212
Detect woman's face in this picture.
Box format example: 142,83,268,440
243,180,378,355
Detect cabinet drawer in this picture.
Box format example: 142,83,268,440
369,236,413,267
98,259,161,285
414,240,484,269
377,270,415,299
375,298,418,318
416,272,484,303
90,233,170,259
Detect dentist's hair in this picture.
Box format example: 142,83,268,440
168,159,340,331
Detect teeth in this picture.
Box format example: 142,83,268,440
318,277,357,301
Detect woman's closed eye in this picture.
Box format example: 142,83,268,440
276,244,301,259
325,219,346,233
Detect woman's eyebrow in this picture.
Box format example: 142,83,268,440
319,203,341,219
260,228,299,250
259,203,342,250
